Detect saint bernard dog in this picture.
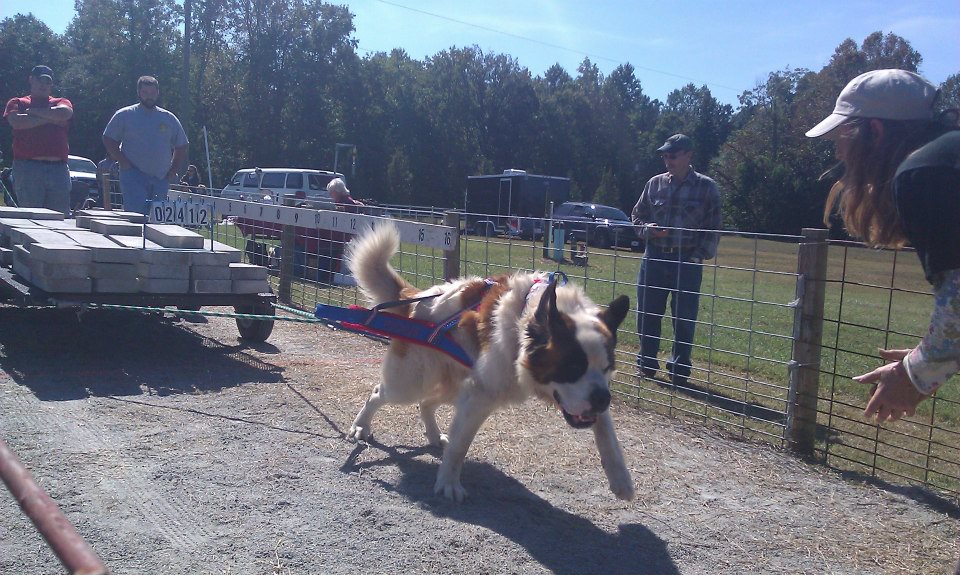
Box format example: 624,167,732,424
345,224,634,502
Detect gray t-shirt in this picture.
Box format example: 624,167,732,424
103,104,188,180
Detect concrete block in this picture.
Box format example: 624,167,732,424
137,262,190,280
138,277,189,294
191,265,232,280
29,260,90,279
204,239,243,263
108,235,163,250
137,249,191,266
0,218,44,234
185,248,233,266
28,243,93,265
74,208,146,224
0,207,64,220
10,228,74,247
90,262,138,279
89,219,143,236
61,231,141,264
229,263,269,281
233,279,271,294
144,224,204,249
192,279,233,293
31,219,80,231
92,277,140,293
12,245,31,282
0,219,39,247
32,275,92,293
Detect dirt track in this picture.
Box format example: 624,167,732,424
0,305,957,575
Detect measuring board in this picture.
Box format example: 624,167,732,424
169,191,455,251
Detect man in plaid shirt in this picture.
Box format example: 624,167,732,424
631,134,721,387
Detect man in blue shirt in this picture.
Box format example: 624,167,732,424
102,76,188,214
631,134,722,387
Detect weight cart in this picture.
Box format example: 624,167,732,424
0,265,276,342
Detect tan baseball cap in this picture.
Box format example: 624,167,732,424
805,69,938,138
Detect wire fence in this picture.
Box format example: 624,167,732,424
198,198,958,501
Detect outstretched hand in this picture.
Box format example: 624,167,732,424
853,349,927,423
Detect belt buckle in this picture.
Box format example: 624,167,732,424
661,246,676,254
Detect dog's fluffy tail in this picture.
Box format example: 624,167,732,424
346,223,410,306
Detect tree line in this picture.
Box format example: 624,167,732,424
1,1,957,234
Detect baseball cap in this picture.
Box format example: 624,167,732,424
805,69,938,138
30,65,53,81
657,134,693,153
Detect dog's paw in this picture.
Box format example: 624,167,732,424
347,424,370,442
434,479,467,502
610,476,635,501
425,432,449,448
434,471,467,502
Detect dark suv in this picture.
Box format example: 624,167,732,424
553,201,642,251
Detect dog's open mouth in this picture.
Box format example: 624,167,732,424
554,391,598,429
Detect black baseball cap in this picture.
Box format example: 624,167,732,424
30,65,53,81
657,134,693,153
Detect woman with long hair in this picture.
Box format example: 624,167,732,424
808,69,960,424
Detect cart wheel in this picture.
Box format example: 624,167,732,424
235,302,275,342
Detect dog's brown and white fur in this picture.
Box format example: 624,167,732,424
346,224,634,502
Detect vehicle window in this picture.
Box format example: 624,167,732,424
567,205,587,217
308,175,323,190
597,207,628,220
260,173,285,188
68,158,98,173
230,172,243,186
286,172,303,189
241,173,259,188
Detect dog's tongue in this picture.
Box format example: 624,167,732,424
571,413,596,424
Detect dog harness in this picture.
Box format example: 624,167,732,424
314,272,568,368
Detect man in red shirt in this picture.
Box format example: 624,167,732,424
3,65,73,214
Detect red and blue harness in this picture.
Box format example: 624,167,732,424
314,272,567,368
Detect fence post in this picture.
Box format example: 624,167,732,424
787,228,829,455
443,211,461,281
278,197,295,303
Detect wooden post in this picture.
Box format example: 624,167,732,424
443,211,461,281
278,197,295,303
787,228,829,455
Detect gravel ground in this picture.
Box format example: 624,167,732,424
0,305,957,575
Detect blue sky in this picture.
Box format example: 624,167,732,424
4,0,958,107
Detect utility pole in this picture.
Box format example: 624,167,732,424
181,0,192,166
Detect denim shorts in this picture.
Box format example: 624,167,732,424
11,159,70,214
119,168,171,214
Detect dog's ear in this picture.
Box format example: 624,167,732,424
527,280,565,348
600,295,630,333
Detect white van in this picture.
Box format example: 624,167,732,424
219,168,344,206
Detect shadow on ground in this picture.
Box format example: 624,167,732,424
343,441,679,575
0,307,283,401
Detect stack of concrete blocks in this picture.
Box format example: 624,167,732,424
0,208,67,265
0,207,265,295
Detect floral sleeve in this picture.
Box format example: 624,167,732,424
902,268,960,395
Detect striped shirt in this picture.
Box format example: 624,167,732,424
631,168,721,260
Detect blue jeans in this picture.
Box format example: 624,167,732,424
11,159,70,214
636,251,703,382
119,168,170,214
